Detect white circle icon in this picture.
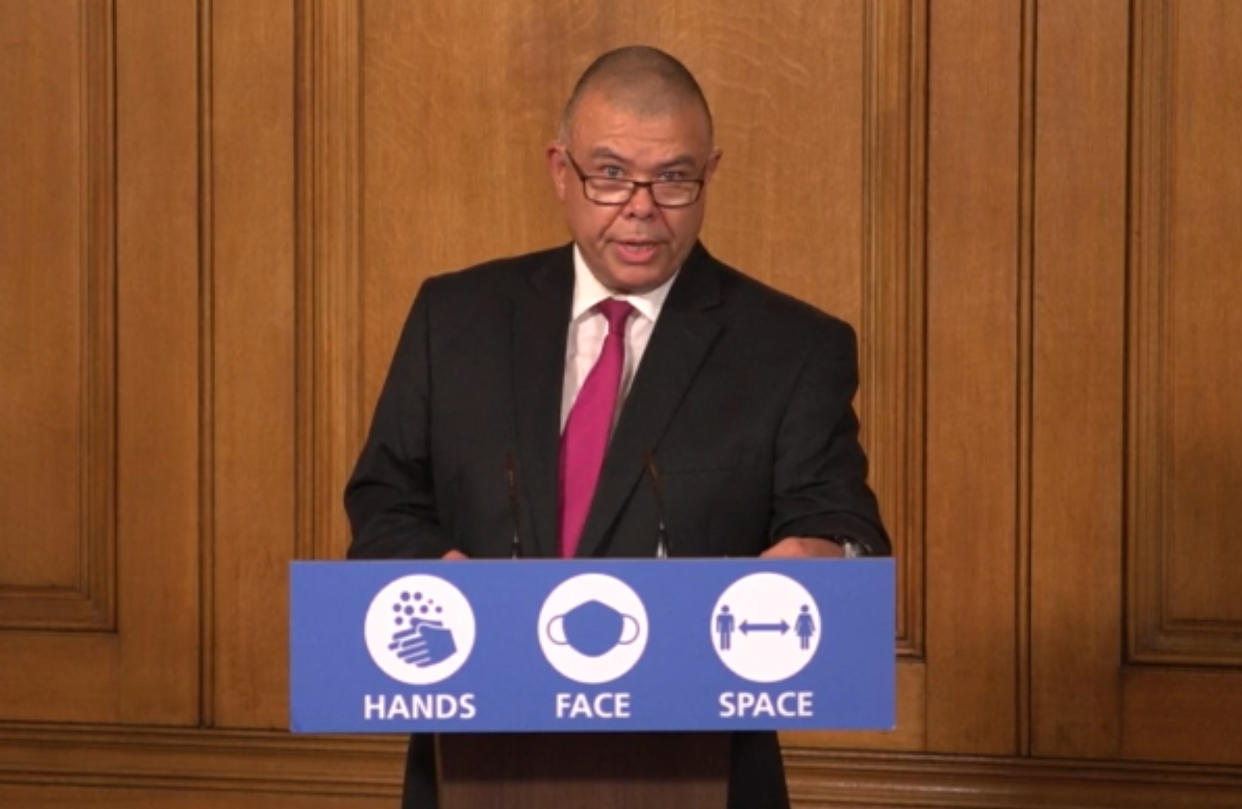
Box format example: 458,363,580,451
364,575,475,685
711,573,821,683
537,574,648,684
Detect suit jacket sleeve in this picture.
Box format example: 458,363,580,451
767,318,890,556
344,280,454,559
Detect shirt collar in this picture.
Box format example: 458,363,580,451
570,243,677,324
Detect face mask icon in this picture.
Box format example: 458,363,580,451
545,599,641,657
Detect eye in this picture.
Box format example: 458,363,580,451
600,165,626,178
658,169,688,181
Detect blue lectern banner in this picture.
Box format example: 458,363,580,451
290,559,894,733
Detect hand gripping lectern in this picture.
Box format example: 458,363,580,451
290,558,894,808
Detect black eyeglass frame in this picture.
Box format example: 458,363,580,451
561,149,706,209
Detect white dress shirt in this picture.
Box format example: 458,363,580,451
560,244,677,430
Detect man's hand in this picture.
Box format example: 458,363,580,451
441,549,468,560
760,536,846,558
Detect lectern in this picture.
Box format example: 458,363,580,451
437,732,728,809
290,558,894,808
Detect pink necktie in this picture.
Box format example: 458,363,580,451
559,299,635,557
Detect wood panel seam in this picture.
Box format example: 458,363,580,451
1014,0,1037,759
196,0,216,730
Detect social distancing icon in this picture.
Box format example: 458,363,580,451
711,573,821,683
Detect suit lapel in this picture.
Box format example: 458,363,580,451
576,245,724,557
511,246,574,558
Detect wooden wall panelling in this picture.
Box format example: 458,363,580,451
209,0,299,730
0,0,200,724
0,0,115,631
1118,0,1242,765
803,0,927,753
1128,0,1242,665
1028,0,1129,759
859,0,927,668
7,725,1242,809
695,0,864,322
0,790,389,809
798,663,925,754
784,749,1242,809
296,0,364,565
0,0,81,604
1031,0,1242,767
1122,668,1242,764
923,0,1022,754
0,0,119,622
112,0,202,725
1156,0,1242,653
0,724,402,805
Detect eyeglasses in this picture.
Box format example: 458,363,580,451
562,150,705,209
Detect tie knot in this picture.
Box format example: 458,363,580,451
595,299,634,334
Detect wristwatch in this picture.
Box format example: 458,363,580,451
827,536,864,558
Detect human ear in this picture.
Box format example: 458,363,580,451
702,148,723,185
546,143,569,201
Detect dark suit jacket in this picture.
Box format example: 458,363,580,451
345,242,889,808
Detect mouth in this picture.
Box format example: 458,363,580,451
612,240,660,264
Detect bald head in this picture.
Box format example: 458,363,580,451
559,46,714,143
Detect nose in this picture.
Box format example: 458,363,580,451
623,184,657,218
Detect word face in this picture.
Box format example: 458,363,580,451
555,691,632,719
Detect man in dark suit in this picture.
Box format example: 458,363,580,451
345,45,888,809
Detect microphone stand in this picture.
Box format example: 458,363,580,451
504,452,523,559
644,450,670,558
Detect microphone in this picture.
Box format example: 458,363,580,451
504,452,523,559
644,450,671,558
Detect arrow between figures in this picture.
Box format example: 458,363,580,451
739,619,790,635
